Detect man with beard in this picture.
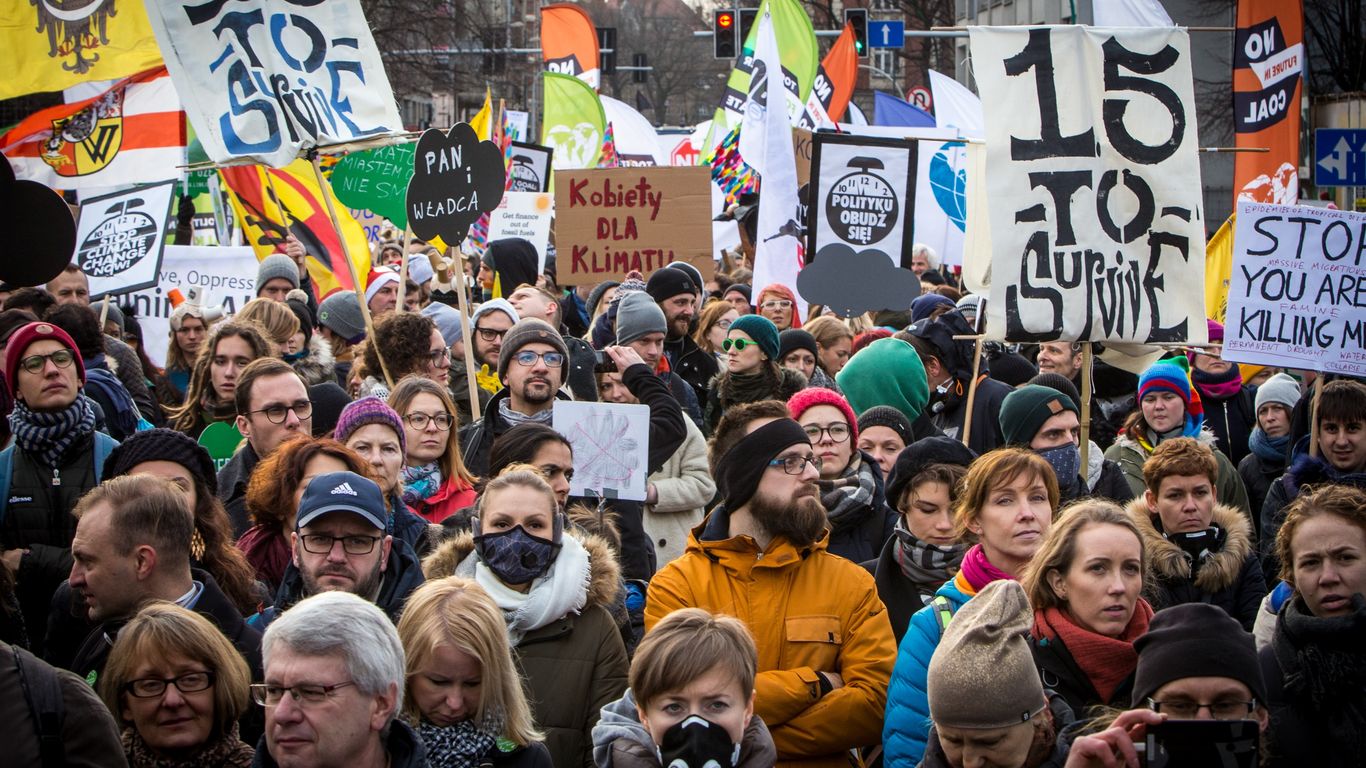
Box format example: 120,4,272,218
647,264,717,406
248,471,424,629
645,400,896,766
459,318,570,477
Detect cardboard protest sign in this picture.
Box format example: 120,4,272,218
123,246,260,368
506,142,553,192
145,0,403,168
487,193,554,261
553,400,650,501
332,144,415,229
74,181,176,299
405,124,506,246
1222,202,1366,376
554,166,714,286
970,26,1208,345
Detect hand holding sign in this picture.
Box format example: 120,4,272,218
405,124,506,246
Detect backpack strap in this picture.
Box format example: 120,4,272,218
11,644,65,768
0,445,13,528
92,433,117,483
930,595,957,634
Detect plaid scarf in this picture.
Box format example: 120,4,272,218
819,453,878,529
416,717,499,767
9,395,96,468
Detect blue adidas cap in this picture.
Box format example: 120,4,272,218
296,471,386,531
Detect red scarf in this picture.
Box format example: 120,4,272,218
1032,600,1154,704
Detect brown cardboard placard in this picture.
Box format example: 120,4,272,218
554,166,715,286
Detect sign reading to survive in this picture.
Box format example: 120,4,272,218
554,166,714,285
1222,202,1366,376
146,0,403,168
970,26,1208,345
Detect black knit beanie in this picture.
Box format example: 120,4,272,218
885,436,977,509
716,418,811,509
103,428,219,495
645,267,696,304
1132,603,1267,707
857,406,914,445
308,381,351,438
778,329,819,361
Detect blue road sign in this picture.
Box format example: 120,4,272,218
1315,129,1366,187
868,20,904,49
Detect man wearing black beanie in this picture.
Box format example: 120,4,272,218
646,399,897,765
646,266,717,406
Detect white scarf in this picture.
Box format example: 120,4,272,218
456,533,592,646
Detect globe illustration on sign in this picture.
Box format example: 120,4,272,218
545,122,602,169
929,142,969,232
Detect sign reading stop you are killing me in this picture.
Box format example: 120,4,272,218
554,166,714,285
1222,202,1366,376
970,26,1208,345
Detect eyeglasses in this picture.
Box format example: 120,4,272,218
767,453,822,474
716,319,734,330
803,423,851,443
252,681,356,707
404,411,453,430
427,347,451,365
1146,698,1258,720
721,338,758,352
248,400,313,424
299,534,382,555
761,300,793,310
19,349,75,374
514,350,566,367
125,671,215,698
474,326,508,342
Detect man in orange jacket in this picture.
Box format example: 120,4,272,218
645,399,896,767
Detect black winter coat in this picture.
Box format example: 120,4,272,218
663,334,718,409
1200,385,1256,466
1030,630,1135,717
861,536,950,645
930,376,1011,456
1259,443,1366,585
216,443,259,538
563,333,599,403
1259,596,1366,768
1237,450,1284,537
1127,498,1266,631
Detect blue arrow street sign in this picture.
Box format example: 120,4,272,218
1315,129,1366,187
868,20,904,49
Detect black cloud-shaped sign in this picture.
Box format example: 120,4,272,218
0,155,76,287
798,243,922,318
405,123,506,245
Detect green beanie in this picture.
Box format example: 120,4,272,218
836,337,930,425
999,384,1080,446
728,314,780,361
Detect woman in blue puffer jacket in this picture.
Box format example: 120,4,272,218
882,448,1058,764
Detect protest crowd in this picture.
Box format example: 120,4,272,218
1,1,1362,768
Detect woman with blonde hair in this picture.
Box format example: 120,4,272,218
423,465,628,766
100,602,254,767
390,375,478,522
803,315,854,380
884,447,1060,764
1021,500,1152,714
397,577,552,766
233,297,300,354
167,320,274,437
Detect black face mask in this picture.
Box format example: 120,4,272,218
1164,526,1226,574
473,525,560,585
656,715,741,768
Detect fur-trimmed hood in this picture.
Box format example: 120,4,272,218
1126,496,1254,593
289,333,336,386
422,527,621,610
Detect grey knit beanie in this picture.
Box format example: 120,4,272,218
615,291,667,345
257,254,300,292
1254,372,1300,414
317,290,366,344
927,580,1046,729
497,318,569,379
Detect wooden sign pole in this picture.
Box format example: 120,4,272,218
308,153,394,388
1309,378,1323,458
451,246,482,422
960,336,985,448
1079,342,1093,476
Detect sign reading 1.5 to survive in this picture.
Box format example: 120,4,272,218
970,25,1208,345
554,166,714,285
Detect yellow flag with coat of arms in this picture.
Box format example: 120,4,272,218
1,1,164,100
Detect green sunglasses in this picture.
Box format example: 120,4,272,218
721,338,759,352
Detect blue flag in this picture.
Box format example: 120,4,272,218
873,91,935,128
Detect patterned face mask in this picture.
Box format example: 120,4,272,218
656,716,741,768
474,525,560,585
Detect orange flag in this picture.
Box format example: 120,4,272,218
1232,0,1303,205
541,4,601,90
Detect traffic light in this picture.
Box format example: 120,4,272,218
738,8,758,52
632,53,648,84
844,8,868,58
597,27,617,75
713,9,737,59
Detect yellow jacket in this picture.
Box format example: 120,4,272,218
646,509,896,767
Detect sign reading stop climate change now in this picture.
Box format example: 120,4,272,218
554,166,714,285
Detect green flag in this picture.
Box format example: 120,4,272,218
704,0,818,156
331,143,416,230
541,72,606,171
